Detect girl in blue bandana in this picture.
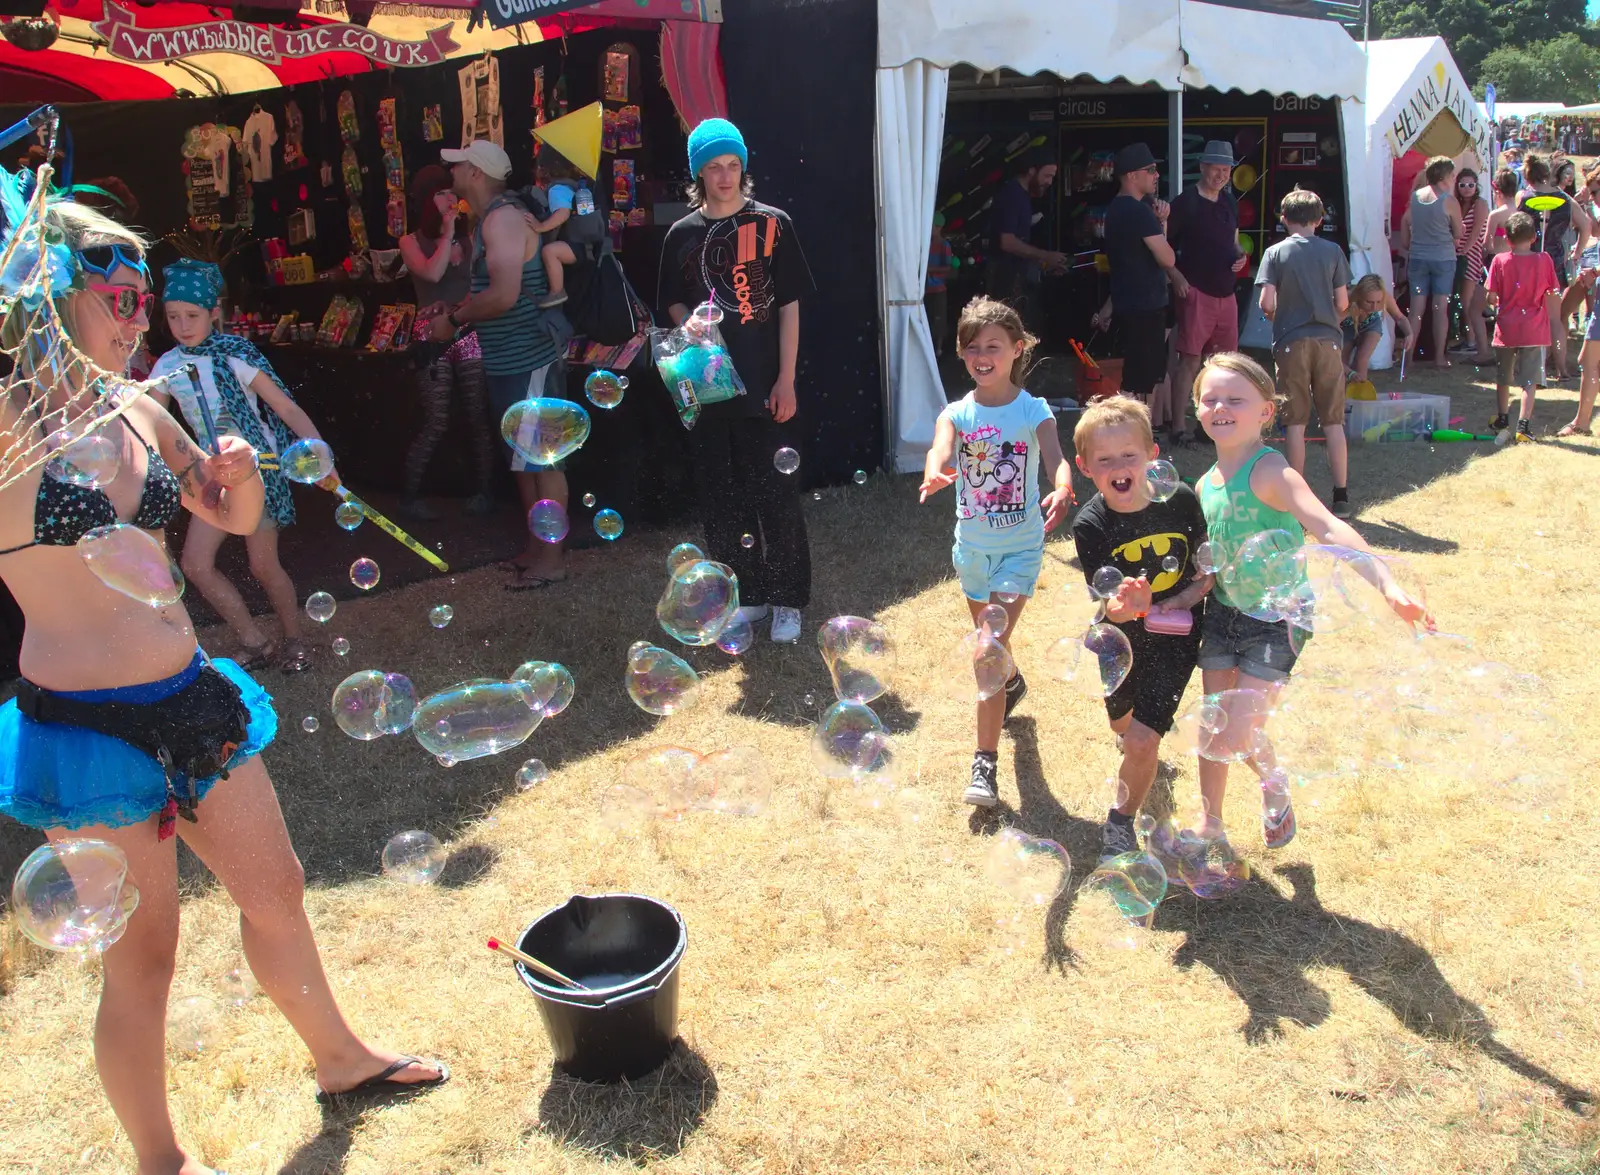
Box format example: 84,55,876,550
148,259,328,672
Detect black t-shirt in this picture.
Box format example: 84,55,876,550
987,177,1038,290
1104,194,1169,313
658,199,816,420
1167,186,1240,298
1071,483,1207,643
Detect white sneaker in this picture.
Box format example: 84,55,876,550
770,606,802,644
733,605,770,625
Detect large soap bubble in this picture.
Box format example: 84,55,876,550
774,447,800,475
623,745,702,814
1091,565,1126,599
695,746,773,816
510,660,575,718
626,642,701,715
811,700,895,779
45,430,119,488
306,591,336,623
11,839,139,953
584,369,628,409
945,625,1015,703
667,541,704,576
1045,622,1133,697
1173,689,1273,763
716,611,754,654
331,670,418,740
381,830,448,884
77,524,184,607
280,438,335,484
1087,851,1168,921
334,501,364,531
167,994,222,1054
1222,528,1302,618
657,559,739,646
501,398,591,466
527,499,569,544
1144,458,1180,503
412,679,543,762
985,828,1070,907
818,615,896,703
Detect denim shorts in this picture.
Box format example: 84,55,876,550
952,542,1043,602
1197,598,1302,682
1408,256,1456,298
487,363,560,472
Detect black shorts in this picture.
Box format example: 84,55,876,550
1118,307,1169,398
1103,622,1200,734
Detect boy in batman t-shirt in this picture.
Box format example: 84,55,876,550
1071,396,1212,865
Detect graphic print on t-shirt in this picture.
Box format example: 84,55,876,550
956,422,1028,531
698,210,782,326
1111,531,1190,594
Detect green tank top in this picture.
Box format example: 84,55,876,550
470,194,560,377
1197,447,1304,610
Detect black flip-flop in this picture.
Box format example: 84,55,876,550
504,568,567,592
314,1056,450,1107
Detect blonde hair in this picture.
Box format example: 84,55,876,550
54,203,149,348
956,295,1038,386
1350,273,1385,303
1279,187,1324,227
1193,351,1282,430
1073,393,1153,455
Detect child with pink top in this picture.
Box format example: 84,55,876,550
1484,211,1561,442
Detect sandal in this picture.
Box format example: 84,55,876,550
280,638,313,674
234,639,277,672
314,1056,450,1107
505,566,568,592
1555,423,1593,437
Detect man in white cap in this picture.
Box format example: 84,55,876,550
431,139,568,590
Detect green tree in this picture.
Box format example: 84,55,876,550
1370,0,1590,78
1475,33,1600,107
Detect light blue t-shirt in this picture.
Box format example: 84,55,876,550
548,182,575,213
940,389,1054,553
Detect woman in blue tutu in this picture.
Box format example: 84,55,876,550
0,173,446,1175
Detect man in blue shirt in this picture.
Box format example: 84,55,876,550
985,148,1066,329
1103,142,1178,402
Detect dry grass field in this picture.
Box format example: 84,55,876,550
2,362,1599,1175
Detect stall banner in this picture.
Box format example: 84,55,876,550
1385,60,1492,164
479,0,596,30
92,4,460,68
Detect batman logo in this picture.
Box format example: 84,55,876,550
1111,532,1188,593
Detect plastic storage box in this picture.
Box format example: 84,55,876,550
1344,392,1450,442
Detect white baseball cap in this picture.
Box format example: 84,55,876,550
441,139,511,181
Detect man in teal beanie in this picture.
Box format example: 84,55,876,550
659,117,815,645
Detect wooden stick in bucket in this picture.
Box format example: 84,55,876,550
486,938,587,989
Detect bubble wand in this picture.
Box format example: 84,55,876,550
486,937,585,989
254,455,451,573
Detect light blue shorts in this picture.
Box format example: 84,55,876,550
1408,256,1456,298
952,543,1043,602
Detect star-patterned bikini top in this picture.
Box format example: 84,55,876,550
0,417,182,556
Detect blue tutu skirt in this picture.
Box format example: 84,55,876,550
0,651,278,831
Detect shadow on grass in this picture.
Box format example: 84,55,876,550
438,842,499,889
532,1039,717,1163
1347,518,1460,555
277,1106,358,1175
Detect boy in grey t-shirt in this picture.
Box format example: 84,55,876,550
1256,188,1353,517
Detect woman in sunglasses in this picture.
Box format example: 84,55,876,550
0,175,446,1175
1451,168,1493,365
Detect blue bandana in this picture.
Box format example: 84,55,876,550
162,258,224,310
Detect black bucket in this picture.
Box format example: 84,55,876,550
515,893,686,1083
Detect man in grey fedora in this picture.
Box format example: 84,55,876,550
1165,139,1248,445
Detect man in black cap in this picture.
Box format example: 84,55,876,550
986,147,1068,328
1103,142,1179,403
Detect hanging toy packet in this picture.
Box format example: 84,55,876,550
650,301,747,430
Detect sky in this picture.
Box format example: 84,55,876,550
1592,0,1600,19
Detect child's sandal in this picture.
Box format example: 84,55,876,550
234,639,277,671
279,639,313,674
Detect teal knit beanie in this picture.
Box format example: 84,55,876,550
687,118,747,179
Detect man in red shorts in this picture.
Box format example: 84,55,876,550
1166,140,1248,445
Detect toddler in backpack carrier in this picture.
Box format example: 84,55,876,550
528,148,606,309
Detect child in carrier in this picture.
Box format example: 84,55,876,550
529,149,600,309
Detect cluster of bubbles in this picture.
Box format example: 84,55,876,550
381,830,448,884
330,670,418,740
166,959,264,1055
349,558,381,591
946,602,1016,704
334,501,364,531
584,370,629,410
601,744,773,826
77,524,185,607
11,839,140,954
501,398,591,468
280,438,336,484
510,660,576,719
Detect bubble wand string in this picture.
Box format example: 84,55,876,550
486,937,585,989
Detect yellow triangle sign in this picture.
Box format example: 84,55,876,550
533,101,603,179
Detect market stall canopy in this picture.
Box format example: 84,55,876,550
1176,0,1365,99
1484,101,1567,120
1366,36,1491,165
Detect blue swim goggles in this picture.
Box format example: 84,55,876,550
77,242,148,280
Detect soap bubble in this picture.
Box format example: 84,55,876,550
218,963,257,1007
10,839,139,953
1260,767,1292,822
1193,541,1220,575
331,670,418,739
601,783,661,830
818,615,896,703
740,533,755,549
500,398,591,466
412,680,543,760
774,447,800,474
626,642,701,715
1173,689,1272,763
976,603,1009,635
280,438,335,483
349,557,380,591
993,576,1024,604
1161,554,1180,575
946,625,1016,703
302,716,319,733
305,591,336,623
695,746,773,816
334,501,363,531
77,524,185,607
667,542,704,576
1224,529,1301,619
510,660,575,717
1045,622,1133,697
381,830,448,884
985,828,1070,906
853,469,868,485
332,637,350,656
584,369,628,409
527,499,569,544
1152,822,1250,899
516,758,548,790
811,700,895,779
657,559,739,646
624,745,703,813
1091,565,1125,599
1087,852,1168,921
426,605,454,630
1145,458,1180,502
582,492,596,508
45,430,119,488
716,611,754,654
594,508,624,540
166,995,222,1054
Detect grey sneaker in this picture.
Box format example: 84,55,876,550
1099,816,1140,864
1330,496,1352,519
964,753,999,808
770,606,802,644
1002,672,1028,721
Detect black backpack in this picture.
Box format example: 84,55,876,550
504,184,647,346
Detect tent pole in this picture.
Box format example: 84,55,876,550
1168,90,1183,200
